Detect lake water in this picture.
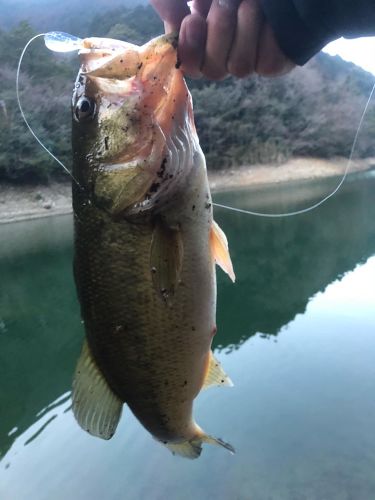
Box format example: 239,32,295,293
1,173,375,500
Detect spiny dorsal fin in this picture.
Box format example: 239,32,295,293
202,351,233,390
72,339,123,440
150,218,183,304
210,220,235,282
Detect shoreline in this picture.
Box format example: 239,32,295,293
207,156,375,192
1,157,374,224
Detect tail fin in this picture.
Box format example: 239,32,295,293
163,432,235,459
201,434,235,454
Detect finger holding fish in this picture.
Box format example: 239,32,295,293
151,0,295,78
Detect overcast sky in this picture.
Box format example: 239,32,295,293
323,37,375,76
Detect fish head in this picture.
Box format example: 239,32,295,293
72,34,196,215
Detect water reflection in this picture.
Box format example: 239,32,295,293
1,174,375,495
0,216,82,459
213,174,375,350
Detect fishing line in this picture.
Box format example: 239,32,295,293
213,81,375,218
16,33,82,189
17,32,375,213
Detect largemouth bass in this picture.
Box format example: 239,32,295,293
71,33,235,459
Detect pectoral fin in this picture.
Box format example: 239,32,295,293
210,220,235,282
150,218,183,304
72,339,123,440
202,351,233,390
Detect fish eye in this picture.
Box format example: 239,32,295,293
74,96,96,122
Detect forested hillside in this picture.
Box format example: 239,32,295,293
0,4,374,183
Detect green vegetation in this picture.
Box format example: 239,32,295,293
0,5,375,183
192,58,375,167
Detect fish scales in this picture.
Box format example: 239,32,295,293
71,33,235,458
74,175,214,437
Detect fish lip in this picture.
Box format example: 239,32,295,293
75,33,183,130
78,33,179,79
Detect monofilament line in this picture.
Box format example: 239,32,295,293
16,33,82,188
213,81,375,218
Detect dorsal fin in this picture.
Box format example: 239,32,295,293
72,339,123,440
202,351,233,390
210,220,235,282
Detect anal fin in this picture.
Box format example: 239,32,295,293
202,351,233,390
72,339,123,440
210,220,235,282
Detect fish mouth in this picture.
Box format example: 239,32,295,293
75,34,194,213
79,34,178,82
79,33,188,135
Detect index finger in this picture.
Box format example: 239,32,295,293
150,0,190,32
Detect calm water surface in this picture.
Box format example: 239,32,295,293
1,174,375,500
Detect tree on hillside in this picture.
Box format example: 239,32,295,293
89,5,162,44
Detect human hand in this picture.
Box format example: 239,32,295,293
150,0,295,79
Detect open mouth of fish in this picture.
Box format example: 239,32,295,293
72,33,196,214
